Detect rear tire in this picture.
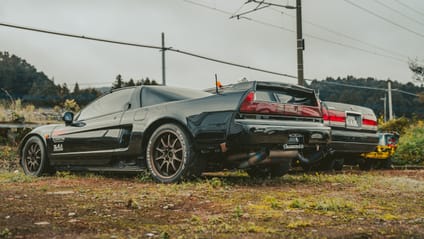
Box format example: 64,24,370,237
21,136,49,176
333,158,344,171
146,123,197,183
318,156,336,171
359,158,374,171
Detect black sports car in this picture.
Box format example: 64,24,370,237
19,81,331,182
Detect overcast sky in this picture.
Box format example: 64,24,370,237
1,0,423,90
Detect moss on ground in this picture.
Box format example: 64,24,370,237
0,170,423,238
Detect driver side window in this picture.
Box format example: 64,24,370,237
77,88,134,121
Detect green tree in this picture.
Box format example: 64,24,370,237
60,83,70,96
409,60,423,81
125,78,135,87
112,74,123,89
0,51,55,100
73,82,80,94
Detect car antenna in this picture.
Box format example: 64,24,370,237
215,73,222,94
215,74,219,94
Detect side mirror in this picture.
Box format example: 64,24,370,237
62,112,74,126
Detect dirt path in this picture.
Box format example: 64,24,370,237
1,170,424,239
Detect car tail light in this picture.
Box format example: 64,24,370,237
239,91,256,113
362,118,377,126
328,112,346,122
239,91,321,117
324,109,346,126
322,106,330,124
362,115,378,131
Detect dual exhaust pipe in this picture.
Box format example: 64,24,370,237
221,143,329,169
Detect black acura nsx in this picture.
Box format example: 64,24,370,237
20,81,331,182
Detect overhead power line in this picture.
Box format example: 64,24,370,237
372,0,424,27
0,23,162,50
344,0,424,39
184,0,408,63
0,22,297,79
314,80,419,97
268,7,413,62
394,0,424,17
314,80,387,91
392,88,419,97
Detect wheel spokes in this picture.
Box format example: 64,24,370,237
25,143,42,173
152,131,184,178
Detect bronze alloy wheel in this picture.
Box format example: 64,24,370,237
152,130,184,178
146,123,195,183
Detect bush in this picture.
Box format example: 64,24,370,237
393,121,424,165
63,99,80,113
379,117,410,134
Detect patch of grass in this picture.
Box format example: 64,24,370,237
313,198,354,212
233,205,244,219
55,171,77,179
287,220,312,229
284,173,365,185
0,146,19,171
379,213,398,221
208,177,225,188
288,197,354,213
0,172,36,183
0,228,11,239
289,199,309,209
135,170,153,182
240,222,277,233
263,196,282,209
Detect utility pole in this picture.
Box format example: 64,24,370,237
231,0,303,85
161,32,166,86
380,95,387,122
296,0,305,86
388,80,393,120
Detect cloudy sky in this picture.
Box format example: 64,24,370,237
1,0,423,90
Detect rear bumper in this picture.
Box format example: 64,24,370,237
330,129,378,153
227,119,331,149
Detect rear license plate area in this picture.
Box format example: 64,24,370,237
284,134,304,150
346,113,362,128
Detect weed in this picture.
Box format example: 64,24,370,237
287,220,312,229
208,177,224,188
189,215,202,225
0,228,11,239
263,196,282,209
379,213,398,221
233,205,244,219
0,146,18,170
55,171,76,179
135,170,152,182
240,222,276,233
208,215,224,225
160,231,170,239
289,199,309,209
313,199,354,212
0,172,35,183
126,198,140,210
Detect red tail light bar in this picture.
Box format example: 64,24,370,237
239,91,321,117
323,106,377,130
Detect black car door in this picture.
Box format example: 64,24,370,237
49,88,134,166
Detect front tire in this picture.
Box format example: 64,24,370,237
21,136,49,176
146,123,196,183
